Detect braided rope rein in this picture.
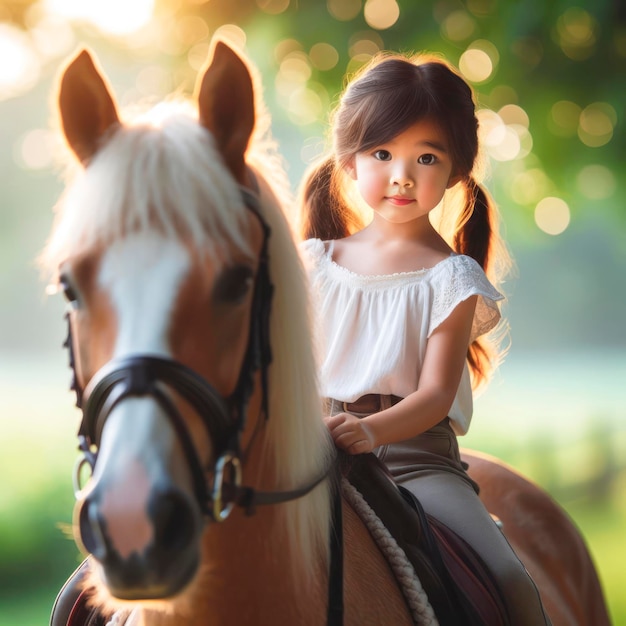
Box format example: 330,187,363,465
341,478,439,626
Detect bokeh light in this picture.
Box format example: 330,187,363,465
309,43,339,71
549,100,582,138
256,0,291,15
498,104,529,128
577,164,617,200
535,196,571,235
555,7,597,60
15,129,58,170
25,7,75,60
578,102,616,148
0,24,41,101
348,31,383,59
441,10,476,42
510,168,552,206
188,42,211,71
274,38,302,63
477,107,530,162
363,0,400,30
175,15,209,48
459,40,499,83
327,0,362,21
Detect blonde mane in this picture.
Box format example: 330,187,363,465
42,97,333,577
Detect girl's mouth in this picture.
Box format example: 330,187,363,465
386,196,414,206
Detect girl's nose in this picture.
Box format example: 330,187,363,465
390,167,414,189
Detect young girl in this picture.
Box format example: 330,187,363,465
298,53,550,626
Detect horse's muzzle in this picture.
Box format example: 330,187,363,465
75,483,202,599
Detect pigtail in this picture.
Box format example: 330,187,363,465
453,179,495,275
453,177,510,389
298,156,363,241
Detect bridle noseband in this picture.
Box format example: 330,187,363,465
66,183,333,522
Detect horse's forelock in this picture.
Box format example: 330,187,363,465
42,101,253,275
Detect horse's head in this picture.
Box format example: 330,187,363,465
45,40,332,610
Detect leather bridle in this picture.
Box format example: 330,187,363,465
66,184,334,522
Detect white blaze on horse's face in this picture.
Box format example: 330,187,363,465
99,232,190,358
82,232,206,578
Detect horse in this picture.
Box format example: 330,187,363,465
43,40,610,626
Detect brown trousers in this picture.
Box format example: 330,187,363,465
328,397,550,626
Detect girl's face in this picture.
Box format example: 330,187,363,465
347,118,458,225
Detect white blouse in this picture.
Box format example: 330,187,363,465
301,238,504,435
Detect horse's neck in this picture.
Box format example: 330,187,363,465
137,508,325,626
146,411,327,626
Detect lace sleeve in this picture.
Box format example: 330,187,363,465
429,255,504,342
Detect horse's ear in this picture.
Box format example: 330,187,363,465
196,41,255,183
57,49,120,165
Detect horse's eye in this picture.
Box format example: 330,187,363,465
214,265,255,304
59,274,80,306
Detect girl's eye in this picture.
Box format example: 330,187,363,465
373,149,392,162
418,154,438,165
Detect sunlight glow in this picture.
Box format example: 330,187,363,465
43,0,155,36
0,24,40,101
535,197,570,235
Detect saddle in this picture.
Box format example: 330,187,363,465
341,452,510,626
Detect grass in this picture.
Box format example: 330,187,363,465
565,499,626,626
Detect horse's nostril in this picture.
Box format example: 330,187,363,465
150,490,197,554
77,497,106,559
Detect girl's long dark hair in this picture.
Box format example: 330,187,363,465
298,53,511,388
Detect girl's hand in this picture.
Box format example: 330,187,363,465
324,412,376,455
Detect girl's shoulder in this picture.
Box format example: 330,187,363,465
429,254,504,340
299,237,325,258
299,238,332,272
430,253,501,296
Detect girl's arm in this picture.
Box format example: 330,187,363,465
325,295,477,454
